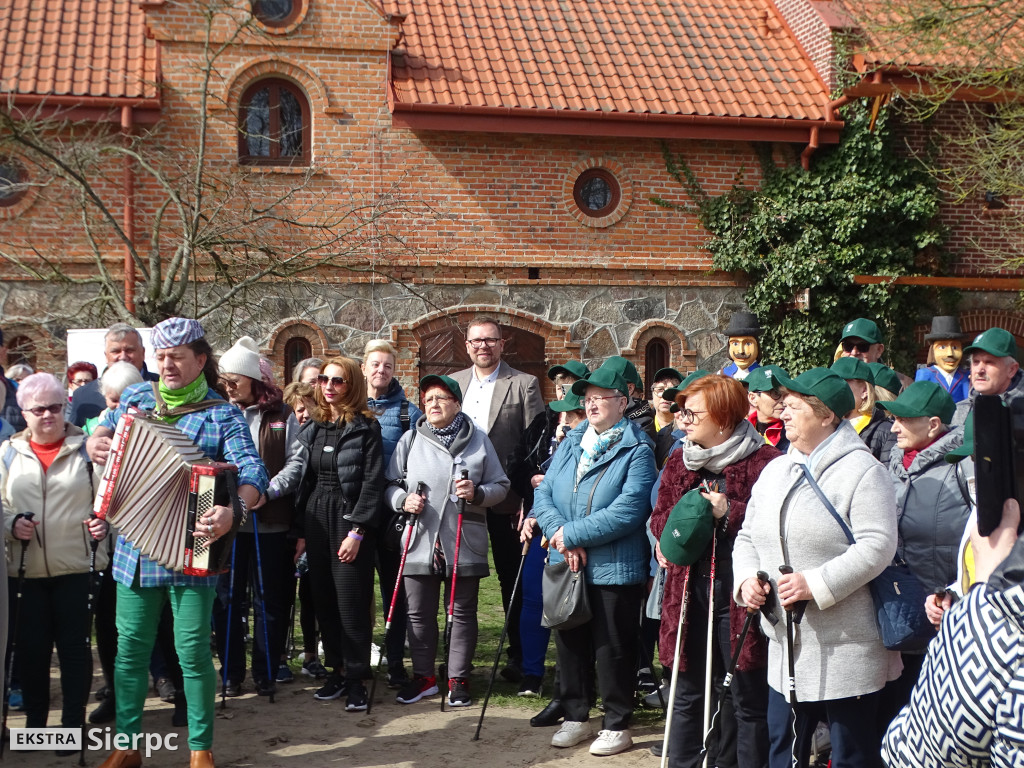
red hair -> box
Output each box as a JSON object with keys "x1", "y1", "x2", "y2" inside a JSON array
[
  {"x1": 676, "y1": 374, "x2": 749, "y2": 431},
  {"x1": 67, "y1": 361, "x2": 98, "y2": 382}
]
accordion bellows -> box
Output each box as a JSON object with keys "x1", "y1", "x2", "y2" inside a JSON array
[{"x1": 94, "y1": 411, "x2": 238, "y2": 576}]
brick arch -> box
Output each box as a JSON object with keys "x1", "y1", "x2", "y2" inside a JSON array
[
  {"x1": 221, "y1": 57, "x2": 331, "y2": 115},
  {"x1": 392, "y1": 306, "x2": 576, "y2": 400},
  {"x1": 265, "y1": 318, "x2": 335, "y2": 383},
  {"x1": 622, "y1": 320, "x2": 698, "y2": 386}
]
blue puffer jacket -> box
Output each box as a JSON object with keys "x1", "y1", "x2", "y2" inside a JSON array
[
  {"x1": 368, "y1": 378, "x2": 424, "y2": 467},
  {"x1": 532, "y1": 418, "x2": 657, "y2": 586}
]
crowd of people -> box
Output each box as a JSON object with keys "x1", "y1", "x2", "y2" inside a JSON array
[{"x1": 0, "y1": 312, "x2": 1021, "y2": 768}]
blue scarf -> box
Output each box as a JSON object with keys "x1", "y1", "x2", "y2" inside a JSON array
[{"x1": 577, "y1": 418, "x2": 628, "y2": 483}]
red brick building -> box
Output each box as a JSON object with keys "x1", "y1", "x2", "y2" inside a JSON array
[{"x1": 0, "y1": 0, "x2": 1019, "y2": 387}]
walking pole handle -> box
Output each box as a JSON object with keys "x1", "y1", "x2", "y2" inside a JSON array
[
  {"x1": 778, "y1": 565, "x2": 808, "y2": 623},
  {"x1": 756, "y1": 570, "x2": 779, "y2": 626},
  {"x1": 416, "y1": 481, "x2": 427, "y2": 496}
]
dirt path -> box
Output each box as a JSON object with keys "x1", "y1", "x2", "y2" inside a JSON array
[{"x1": 9, "y1": 678, "x2": 666, "y2": 768}]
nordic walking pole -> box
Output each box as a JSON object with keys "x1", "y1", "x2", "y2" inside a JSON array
[
  {"x1": 441, "y1": 469, "x2": 469, "y2": 713},
  {"x1": 659, "y1": 564, "x2": 692, "y2": 768},
  {"x1": 2, "y1": 512, "x2": 34, "y2": 759},
  {"x1": 779, "y1": 564, "x2": 807, "y2": 768},
  {"x1": 700, "y1": 532, "x2": 718, "y2": 767},
  {"x1": 80, "y1": 515, "x2": 102, "y2": 767},
  {"x1": 369, "y1": 481, "x2": 425, "y2": 715},
  {"x1": 698, "y1": 571, "x2": 769, "y2": 764},
  {"x1": 221, "y1": 538, "x2": 238, "y2": 710},
  {"x1": 251, "y1": 512, "x2": 275, "y2": 703},
  {"x1": 473, "y1": 537, "x2": 530, "y2": 740}
]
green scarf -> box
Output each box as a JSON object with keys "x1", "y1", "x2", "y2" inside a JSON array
[{"x1": 157, "y1": 374, "x2": 209, "y2": 423}]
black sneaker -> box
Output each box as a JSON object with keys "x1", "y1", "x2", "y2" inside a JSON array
[
  {"x1": 518, "y1": 674, "x2": 543, "y2": 697},
  {"x1": 500, "y1": 658, "x2": 522, "y2": 683},
  {"x1": 447, "y1": 677, "x2": 471, "y2": 707},
  {"x1": 89, "y1": 696, "x2": 115, "y2": 724},
  {"x1": 313, "y1": 674, "x2": 348, "y2": 701},
  {"x1": 387, "y1": 666, "x2": 411, "y2": 689},
  {"x1": 301, "y1": 658, "x2": 328, "y2": 679},
  {"x1": 345, "y1": 682, "x2": 368, "y2": 712},
  {"x1": 254, "y1": 678, "x2": 276, "y2": 697},
  {"x1": 396, "y1": 674, "x2": 439, "y2": 704},
  {"x1": 223, "y1": 680, "x2": 243, "y2": 697}
]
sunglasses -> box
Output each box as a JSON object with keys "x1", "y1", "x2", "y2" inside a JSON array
[
  {"x1": 842, "y1": 339, "x2": 871, "y2": 354},
  {"x1": 317, "y1": 374, "x2": 347, "y2": 387},
  {"x1": 24, "y1": 403, "x2": 63, "y2": 417}
]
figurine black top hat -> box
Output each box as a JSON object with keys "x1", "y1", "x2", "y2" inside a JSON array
[
  {"x1": 923, "y1": 316, "x2": 965, "y2": 343},
  {"x1": 724, "y1": 311, "x2": 762, "y2": 338}
]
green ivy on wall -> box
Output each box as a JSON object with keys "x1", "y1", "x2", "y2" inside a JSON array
[{"x1": 655, "y1": 103, "x2": 948, "y2": 374}]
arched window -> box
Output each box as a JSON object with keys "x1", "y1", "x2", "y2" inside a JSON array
[
  {"x1": 6, "y1": 334, "x2": 36, "y2": 370},
  {"x1": 0, "y1": 158, "x2": 28, "y2": 208},
  {"x1": 644, "y1": 337, "x2": 669, "y2": 397},
  {"x1": 283, "y1": 336, "x2": 312, "y2": 384},
  {"x1": 238, "y1": 79, "x2": 310, "y2": 166}
]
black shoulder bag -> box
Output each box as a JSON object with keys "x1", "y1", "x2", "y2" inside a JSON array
[{"x1": 799, "y1": 464, "x2": 934, "y2": 651}]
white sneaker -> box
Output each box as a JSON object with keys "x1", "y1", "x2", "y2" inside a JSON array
[
  {"x1": 551, "y1": 720, "x2": 593, "y2": 748},
  {"x1": 589, "y1": 729, "x2": 633, "y2": 756}
]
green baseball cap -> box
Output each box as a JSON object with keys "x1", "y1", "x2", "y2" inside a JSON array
[
  {"x1": 879, "y1": 381, "x2": 955, "y2": 423},
  {"x1": 600, "y1": 356, "x2": 643, "y2": 391},
  {"x1": 840, "y1": 318, "x2": 883, "y2": 345},
  {"x1": 964, "y1": 327, "x2": 1017, "y2": 359},
  {"x1": 945, "y1": 414, "x2": 974, "y2": 463},
  {"x1": 670, "y1": 369, "x2": 712, "y2": 412},
  {"x1": 775, "y1": 367, "x2": 855, "y2": 418},
  {"x1": 746, "y1": 364, "x2": 788, "y2": 393},
  {"x1": 830, "y1": 357, "x2": 874, "y2": 383},
  {"x1": 547, "y1": 360, "x2": 590, "y2": 381},
  {"x1": 659, "y1": 489, "x2": 713, "y2": 567},
  {"x1": 550, "y1": 390, "x2": 585, "y2": 412},
  {"x1": 571, "y1": 368, "x2": 629, "y2": 397},
  {"x1": 867, "y1": 362, "x2": 901, "y2": 396},
  {"x1": 652, "y1": 367, "x2": 683, "y2": 385},
  {"x1": 419, "y1": 374, "x2": 463, "y2": 404}
]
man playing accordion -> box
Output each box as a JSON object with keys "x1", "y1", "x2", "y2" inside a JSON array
[{"x1": 87, "y1": 318, "x2": 268, "y2": 768}]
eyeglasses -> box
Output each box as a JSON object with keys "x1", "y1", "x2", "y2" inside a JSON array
[
  {"x1": 583, "y1": 394, "x2": 625, "y2": 406},
  {"x1": 23, "y1": 403, "x2": 63, "y2": 417},
  {"x1": 220, "y1": 376, "x2": 243, "y2": 389},
  {"x1": 317, "y1": 375, "x2": 347, "y2": 387},
  {"x1": 466, "y1": 337, "x2": 501, "y2": 349},
  {"x1": 681, "y1": 408, "x2": 708, "y2": 422},
  {"x1": 651, "y1": 386, "x2": 672, "y2": 397},
  {"x1": 842, "y1": 339, "x2": 871, "y2": 354},
  {"x1": 71, "y1": 378, "x2": 92, "y2": 387},
  {"x1": 760, "y1": 388, "x2": 783, "y2": 401},
  {"x1": 423, "y1": 395, "x2": 456, "y2": 405}
]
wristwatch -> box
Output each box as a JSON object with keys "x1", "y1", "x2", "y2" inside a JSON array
[{"x1": 351, "y1": 525, "x2": 366, "y2": 537}]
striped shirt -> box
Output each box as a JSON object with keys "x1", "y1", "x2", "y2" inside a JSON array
[{"x1": 101, "y1": 381, "x2": 269, "y2": 588}]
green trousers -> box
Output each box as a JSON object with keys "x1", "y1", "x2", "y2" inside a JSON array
[{"x1": 114, "y1": 582, "x2": 217, "y2": 750}]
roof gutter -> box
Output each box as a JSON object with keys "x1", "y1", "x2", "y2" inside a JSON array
[
  {"x1": 6, "y1": 93, "x2": 162, "y2": 123},
  {"x1": 391, "y1": 102, "x2": 843, "y2": 144}
]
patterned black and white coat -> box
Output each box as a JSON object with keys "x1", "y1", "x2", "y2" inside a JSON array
[{"x1": 882, "y1": 535, "x2": 1024, "y2": 767}]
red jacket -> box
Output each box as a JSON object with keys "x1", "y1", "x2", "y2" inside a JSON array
[{"x1": 650, "y1": 443, "x2": 780, "y2": 672}]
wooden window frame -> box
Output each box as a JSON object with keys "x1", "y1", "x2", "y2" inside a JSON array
[{"x1": 238, "y1": 78, "x2": 311, "y2": 167}]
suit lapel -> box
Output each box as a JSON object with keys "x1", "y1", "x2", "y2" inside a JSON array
[{"x1": 486, "y1": 361, "x2": 513, "y2": 432}]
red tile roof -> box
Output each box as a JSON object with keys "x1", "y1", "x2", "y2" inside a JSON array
[
  {"x1": 0, "y1": 0, "x2": 159, "y2": 103},
  {"x1": 388, "y1": 0, "x2": 837, "y2": 135}
]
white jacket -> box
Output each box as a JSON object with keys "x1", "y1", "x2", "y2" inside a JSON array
[{"x1": 2, "y1": 425, "x2": 109, "y2": 578}]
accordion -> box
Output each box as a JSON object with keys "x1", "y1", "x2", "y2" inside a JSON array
[{"x1": 94, "y1": 411, "x2": 239, "y2": 576}]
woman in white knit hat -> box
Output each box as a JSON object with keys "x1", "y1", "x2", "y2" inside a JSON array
[{"x1": 212, "y1": 337, "x2": 305, "y2": 696}]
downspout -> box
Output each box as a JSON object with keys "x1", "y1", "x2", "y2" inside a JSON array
[
  {"x1": 121, "y1": 106, "x2": 136, "y2": 315},
  {"x1": 800, "y1": 125, "x2": 820, "y2": 170}
]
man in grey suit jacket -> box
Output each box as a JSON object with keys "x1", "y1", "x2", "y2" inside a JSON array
[{"x1": 450, "y1": 316, "x2": 544, "y2": 680}]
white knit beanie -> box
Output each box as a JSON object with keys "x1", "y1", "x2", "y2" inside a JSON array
[{"x1": 219, "y1": 336, "x2": 263, "y2": 381}]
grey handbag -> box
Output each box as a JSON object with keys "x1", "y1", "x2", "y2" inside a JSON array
[{"x1": 540, "y1": 464, "x2": 608, "y2": 631}]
